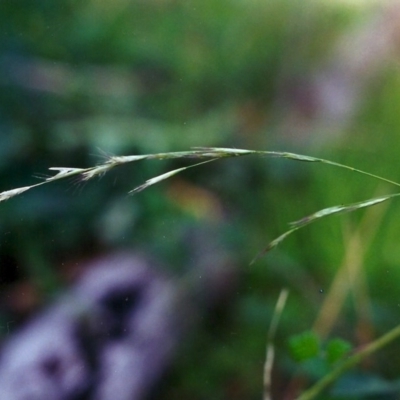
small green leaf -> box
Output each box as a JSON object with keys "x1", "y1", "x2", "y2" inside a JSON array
[
  {"x1": 288, "y1": 331, "x2": 320, "y2": 362},
  {"x1": 326, "y1": 338, "x2": 353, "y2": 365}
]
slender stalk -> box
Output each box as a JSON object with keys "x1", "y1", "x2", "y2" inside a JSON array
[
  {"x1": 297, "y1": 156, "x2": 400, "y2": 189},
  {"x1": 1, "y1": 146, "x2": 399, "y2": 259},
  {"x1": 2, "y1": 147, "x2": 400, "y2": 202},
  {"x1": 296, "y1": 324, "x2": 400, "y2": 400},
  {"x1": 264, "y1": 288, "x2": 289, "y2": 400}
]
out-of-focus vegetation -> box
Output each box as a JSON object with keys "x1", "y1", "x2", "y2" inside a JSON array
[{"x1": 2, "y1": 0, "x2": 400, "y2": 398}]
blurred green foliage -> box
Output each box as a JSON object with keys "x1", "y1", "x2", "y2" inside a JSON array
[
  {"x1": 326, "y1": 338, "x2": 353, "y2": 366},
  {"x1": 289, "y1": 330, "x2": 321, "y2": 363},
  {"x1": 2, "y1": 0, "x2": 400, "y2": 398}
]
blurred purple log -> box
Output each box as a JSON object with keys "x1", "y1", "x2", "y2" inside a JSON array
[{"x1": 0, "y1": 251, "x2": 236, "y2": 400}]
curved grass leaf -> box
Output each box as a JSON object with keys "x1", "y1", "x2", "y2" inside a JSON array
[
  {"x1": 250, "y1": 193, "x2": 400, "y2": 265},
  {"x1": 290, "y1": 195, "x2": 398, "y2": 228},
  {"x1": 129, "y1": 158, "x2": 218, "y2": 194}
]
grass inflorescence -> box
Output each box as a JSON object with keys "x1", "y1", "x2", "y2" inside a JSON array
[{"x1": 2, "y1": 147, "x2": 400, "y2": 263}]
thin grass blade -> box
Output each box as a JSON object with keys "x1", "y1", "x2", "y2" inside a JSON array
[
  {"x1": 130, "y1": 158, "x2": 218, "y2": 194},
  {"x1": 290, "y1": 194, "x2": 399, "y2": 228},
  {"x1": 130, "y1": 167, "x2": 189, "y2": 193},
  {"x1": 251, "y1": 193, "x2": 400, "y2": 264},
  {"x1": 250, "y1": 227, "x2": 300, "y2": 265}
]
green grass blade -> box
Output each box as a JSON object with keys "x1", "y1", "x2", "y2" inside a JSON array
[
  {"x1": 129, "y1": 158, "x2": 218, "y2": 194},
  {"x1": 290, "y1": 194, "x2": 399, "y2": 228},
  {"x1": 251, "y1": 193, "x2": 400, "y2": 264}
]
